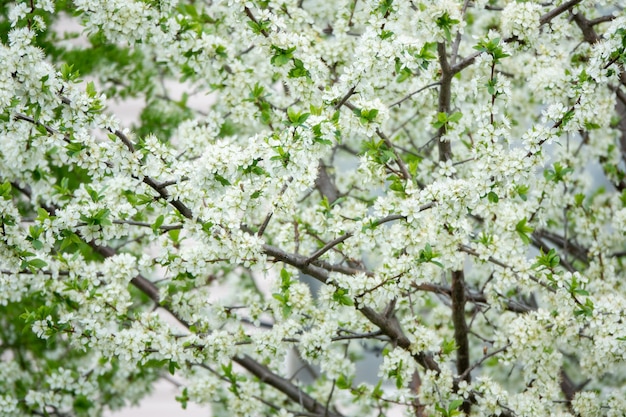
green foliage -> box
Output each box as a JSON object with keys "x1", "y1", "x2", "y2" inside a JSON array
[
  {"x1": 515, "y1": 218, "x2": 534, "y2": 244},
  {"x1": 247, "y1": 19, "x2": 271, "y2": 35},
  {"x1": 353, "y1": 107, "x2": 379, "y2": 124},
  {"x1": 362, "y1": 139, "x2": 395, "y2": 165},
  {"x1": 435, "y1": 12, "x2": 460, "y2": 43},
  {"x1": 376, "y1": 0, "x2": 394, "y2": 16},
  {"x1": 532, "y1": 248, "x2": 560, "y2": 271},
  {"x1": 288, "y1": 58, "x2": 311, "y2": 79},
  {"x1": 135, "y1": 99, "x2": 193, "y2": 140},
  {"x1": 332, "y1": 287, "x2": 354, "y2": 306},
  {"x1": 245, "y1": 83, "x2": 273, "y2": 125},
  {"x1": 79, "y1": 208, "x2": 112, "y2": 227},
  {"x1": 286, "y1": 108, "x2": 310, "y2": 126},
  {"x1": 435, "y1": 399, "x2": 465, "y2": 417},
  {"x1": 544, "y1": 162, "x2": 573, "y2": 183},
  {"x1": 474, "y1": 38, "x2": 510, "y2": 63},
  {"x1": 272, "y1": 268, "x2": 295, "y2": 317},
  {"x1": 394, "y1": 58, "x2": 413, "y2": 82},
  {"x1": 418, "y1": 243, "x2": 443, "y2": 268},
  {"x1": 432, "y1": 111, "x2": 462, "y2": 131},
  {"x1": 441, "y1": 337, "x2": 458, "y2": 355},
  {"x1": 270, "y1": 45, "x2": 296, "y2": 66}
]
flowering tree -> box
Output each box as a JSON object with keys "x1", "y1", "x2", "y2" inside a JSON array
[{"x1": 1, "y1": 0, "x2": 626, "y2": 416}]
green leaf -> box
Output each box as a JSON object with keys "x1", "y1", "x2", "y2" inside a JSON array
[
  {"x1": 544, "y1": 162, "x2": 573, "y2": 183},
  {"x1": 336, "y1": 374, "x2": 352, "y2": 389},
  {"x1": 418, "y1": 243, "x2": 443, "y2": 267},
  {"x1": 28, "y1": 259, "x2": 48, "y2": 269},
  {"x1": 574, "y1": 193, "x2": 585, "y2": 207},
  {"x1": 448, "y1": 111, "x2": 463, "y2": 123},
  {"x1": 0, "y1": 181, "x2": 12, "y2": 199},
  {"x1": 247, "y1": 19, "x2": 270, "y2": 35},
  {"x1": 514, "y1": 184, "x2": 529, "y2": 201},
  {"x1": 380, "y1": 29, "x2": 394, "y2": 40},
  {"x1": 288, "y1": 58, "x2": 311, "y2": 79},
  {"x1": 515, "y1": 218, "x2": 533, "y2": 244},
  {"x1": 474, "y1": 38, "x2": 510, "y2": 63},
  {"x1": 270, "y1": 45, "x2": 296, "y2": 66},
  {"x1": 532, "y1": 248, "x2": 560, "y2": 270},
  {"x1": 201, "y1": 221, "x2": 213, "y2": 234},
  {"x1": 574, "y1": 298, "x2": 594, "y2": 317},
  {"x1": 441, "y1": 337, "x2": 458, "y2": 355},
  {"x1": 80, "y1": 208, "x2": 111, "y2": 227},
  {"x1": 86, "y1": 81, "x2": 98, "y2": 98},
  {"x1": 332, "y1": 288, "x2": 354, "y2": 306},
  {"x1": 73, "y1": 394, "x2": 93, "y2": 413},
  {"x1": 214, "y1": 173, "x2": 231, "y2": 186},
  {"x1": 355, "y1": 108, "x2": 379, "y2": 124},
  {"x1": 372, "y1": 380, "x2": 384, "y2": 399},
  {"x1": 175, "y1": 388, "x2": 189, "y2": 410},
  {"x1": 287, "y1": 108, "x2": 310, "y2": 126},
  {"x1": 377, "y1": 0, "x2": 394, "y2": 16},
  {"x1": 168, "y1": 360, "x2": 180, "y2": 375},
  {"x1": 152, "y1": 215, "x2": 165, "y2": 234},
  {"x1": 36, "y1": 207, "x2": 50, "y2": 222},
  {"x1": 432, "y1": 112, "x2": 448, "y2": 129},
  {"x1": 435, "y1": 12, "x2": 460, "y2": 43},
  {"x1": 280, "y1": 268, "x2": 292, "y2": 287}
]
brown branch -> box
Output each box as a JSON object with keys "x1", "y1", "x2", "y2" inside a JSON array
[
  {"x1": 142, "y1": 177, "x2": 194, "y2": 219},
  {"x1": 14, "y1": 113, "x2": 66, "y2": 140},
  {"x1": 244, "y1": 7, "x2": 269, "y2": 37},
  {"x1": 234, "y1": 356, "x2": 343, "y2": 417},
  {"x1": 264, "y1": 244, "x2": 332, "y2": 283},
  {"x1": 437, "y1": 42, "x2": 453, "y2": 162},
  {"x1": 263, "y1": 243, "x2": 440, "y2": 373},
  {"x1": 110, "y1": 219, "x2": 182, "y2": 231},
  {"x1": 314, "y1": 162, "x2": 340, "y2": 203},
  {"x1": 451, "y1": 270, "x2": 471, "y2": 387},
  {"x1": 305, "y1": 233, "x2": 353, "y2": 265},
  {"x1": 540, "y1": 0, "x2": 583, "y2": 25},
  {"x1": 112, "y1": 129, "x2": 135, "y2": 153},
  {"x1": 389, "y1": 82, "x2": 441, "y2": 108},
  {"x1": 358, "y1": 305, "x2": 440, "y2": 373},
  {"x1": 305, "y1": 208, "x2": 432, "y2": 266},
  {"x1": 458, "y1": 244, "x2": 556, "y2": 293},
  {"x1": 457, "y1": 343, "x2": 511, "y2": 382},
  {"x1": 560, "y1": 369, "x2": 590, "y2": 403},
  {"x1": 412, "y1": 282, "x2": 533, "y2": 313},
  {"x1": 334, "y1": 86, "x2": 356, "y2": 110},
  {"x1": 588, "y1": 15, "x2": 616, "y2": 26},
  {"x1": 572, "y1": 12, "x2": 600, "y2": 44},
  {"x1": 377, "y1": 128, "x2": 411, "y2": 180},
  {"x1": 533, "y1": 229, "x2": 589, "y2": 264},
  {"x1": 451, "y1": 0, "x2": 472, "y2": 66}
]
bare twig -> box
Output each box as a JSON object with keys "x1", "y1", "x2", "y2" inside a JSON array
[{"x1": 389, "y1": 82, "x2": 441, "y2": 108}]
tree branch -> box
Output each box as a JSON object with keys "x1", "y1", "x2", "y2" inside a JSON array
[
  {"x1": 540, "y1": 0, "x2": 583, "y2": 26},
  {"x1": 389, "y1": 82, "x2": 441, "y2": 108},
  {"x1": 314, "y1": 162, "x2": 340, "y2": 203},
  {"x1": 377, "y1": 128, "x2": 411, "y2": 180},
  {"x1": 451, "y1": 270, "x2": 471, "y2": 386},
  {"x1": 234, "y1": 355, "x2": 343, "y2": 417},
  {"x1": 437, "y1": 42, "x2": 453, "y2": 162}
]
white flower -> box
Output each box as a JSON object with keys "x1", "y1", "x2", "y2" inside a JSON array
[{"x1": 501, "y1": 2, "x2": 542, "y2": 43}]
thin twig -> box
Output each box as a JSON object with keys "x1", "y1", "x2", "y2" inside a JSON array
[{"x1": 389, "y1": 82, "x2": 441, "y2": 108}]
